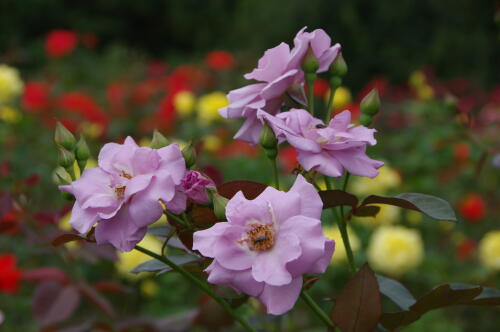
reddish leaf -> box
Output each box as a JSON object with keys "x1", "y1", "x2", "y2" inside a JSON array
[
  {"x1": 189, "y1": 204, "x2": 218, "y2": 226},
  {"x1": 0, "y1": 222, "x2": 16, "y2": 233},
  {"x1": 331, "y1": 264, "x2": 381, "y2": 332},
  {"x1": 33, "y1": 281, "x2": 80, "y2": 326},
  {"x1": 22, "y1": 267, "x2": 68, "y2": 284},
  {"x1": 77, "y1": 282, "x2": 116, "y2": 319},
  {"x1": 352, "y1": 205, "x2": 380, "y2": 217},
  {"x1": 319, "y1": 190, "x2": 358, "y2": 210},
  {"x1": 92, "y1": 281, "x2": 126, "y2": 293},
  {"x1": 217, "y1": 180, "x2": 267, "y2": 200},
  {"x1": 51, "y1": 233, "x2": 85, "y2": 247}
]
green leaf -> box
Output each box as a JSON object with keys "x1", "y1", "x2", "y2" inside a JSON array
[
  {"x1": 331, "y1": 264, "x2": 381, "y2": 332},
  {"x1": 130, "y1": 259, "x2": 169, "y2": 274},
  {"x1": 319, "y1": 190, "x2": 358, "y2": 210},
  {"x1": 376, "y1": 274, "x2": 416, "y2": 310},
  {"x1": 156, "y1": 255, "x2": 201, "y2": 275},
  {"x1": 361, "y1": 193, "x2": 456, "y2": 221},
  {"x1": 147, "y1": 225, "x2": 173, "y2": 237}
]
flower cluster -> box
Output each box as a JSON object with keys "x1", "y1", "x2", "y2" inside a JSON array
[
  {"x1": 193, "y1": 175, "x2": 334, "y2": 315},
  {"x1": 219, "y1": 27, "x2": 340, "y2": 145},
  {"x1": 60, "y1": 137, "x2": 214, "y2": 252}
]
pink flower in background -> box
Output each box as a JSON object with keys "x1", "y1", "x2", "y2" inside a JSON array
[
  {"x1": 260, "y1": 109, "x2": 383, "y2": 178},
  {"x1": 181, "y1": 171, "x2": 215, "y2": 204},
  {"x1": 219, "y1": 27, "x2": 341, "y2": 145},
  {"x1": 192, "y1": 175, "x2": 334, "y2": 315},
  {"x1": 60, "y1": 137, "x2": 186, "y2": 251}
]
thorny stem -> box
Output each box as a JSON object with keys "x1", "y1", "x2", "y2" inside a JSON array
[
  {"x1": 300, "y1": 291, "x2": 335, "y2": 329},
  {"x1": 134, "y1": 245, "x2": 257, "y2": 332}
]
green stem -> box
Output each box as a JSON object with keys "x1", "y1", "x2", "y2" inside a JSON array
[
  {"x1": 134, "y1": 245, "x2": 257, "y2": 332},
  {"x1": 300, "y1": 291, "x2": 335, "y2": 329},
  {"x1": 324, "y1": 175, "x2": 356, "y2": 274},
  {"x1": 306, "y1": 74, "x2": 317, "y2": 115},
  {"x1": 271, "y1": 157, "x2": 280, "y2": 189},
  {"x1": 165, "y1": 211, "x2": 195, "y2": 231},
  {"x1": 325, "y1": 86, "x2": 337, "y2": 122}
]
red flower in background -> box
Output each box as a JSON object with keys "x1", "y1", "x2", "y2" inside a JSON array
[
  {"x1": 22, "y1": 81, "x2": 51, "y2": 112},
  {"x1": 106, "y1": 82, "x2": 129, "y2": 115},
  {"x1": 0, "y1": 254, "x2": 22, "y2": 294},
  {"x1": 279, "y1": 146, "x2": 298, "y2": 172},
  {"x1": 459, "y1": 194, "x2": 486, "y2": 222},
  {"x1": 45, "y1": 30, "x2": 78, "y2": 58},
  {"x1": 456, "y1": 238, "x2": 476, "y2": 262},
  {"x1": 80, "y1": 32, "x2": 98, "y2": 49},
  {"x1": 206, "y1": 51, "x2": 234, "y2": 71},
  {"x1": 313, "y1": 78, "x2": 329, "y2": 98},
  {"x1": 58, "y1": 92, "x2": 108, "y2": 127},
  {"x1": 453, "y1": 142, "x2": 470, "y2": 163}
]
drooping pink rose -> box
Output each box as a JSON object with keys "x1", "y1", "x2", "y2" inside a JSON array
[
  {"x1": 260, "y1": 109, "x2": 383, "y2": 178},
  {"x1": 219, "y1": 27, "x2": 341, "y2": 145},
  {"x1": 60, "y1": 137, "x2": 186, "y2": 251},
  {"x1": 192, "y1": 175, "x2": 334, "y2": 315},
  {"x1": 181, "y1": 171, "x2": 215, "y2": 205}
]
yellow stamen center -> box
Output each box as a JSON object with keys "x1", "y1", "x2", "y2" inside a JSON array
[{"x1": 246, "y1": 224, "x2": 275, "y2": 251}]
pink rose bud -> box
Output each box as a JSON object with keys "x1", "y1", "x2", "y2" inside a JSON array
[{"x1": 181, "y1": 171, "x2": 215, "y2": 205}]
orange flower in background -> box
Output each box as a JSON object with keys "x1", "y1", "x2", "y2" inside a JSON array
[
  {"x1": 21, "y1": 81, "x2": 51, "y2": 112},
  {"x1": 45, "y1": 30, "x2": 78, "y2": 58},
  {"x1": 453, "y1": 142, "x2": 470, "y2": 163},
  {"x1": 206, "y1": 51, "x2": 234, "y2": 71},
  {"x1": 0, "y1": 254, "x2": 22, "y2": 294},
  {"x1": 459, "y1": 194, "x2": 486, "y2": 222}
]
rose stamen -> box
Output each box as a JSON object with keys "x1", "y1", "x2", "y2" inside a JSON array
[
  {"x1": 114, "y1": 185, "x2": 126, "y2": 199},
  {"x1": 246, "y1": 224, "x2": 275, "y2": 251}
]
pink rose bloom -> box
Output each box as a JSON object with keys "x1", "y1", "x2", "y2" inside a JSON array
[
  {"x1": 219, "y1": 27, "x2": 341, "y2": 145},
  {"x1": 192, "y1": 175, "x2": 334, "y2": 315},
  {"x1": 181, "y1": 170, "x2": 215, "y2": 204},
  {"x1": 260, "y1": 109, "x2": 384, "y2": 178},
  {"x1": 60, "y1": 137, "x2": 186, "y2": 251}
]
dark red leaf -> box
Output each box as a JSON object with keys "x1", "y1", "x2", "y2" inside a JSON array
[
  {"x1": 331, "y1": 263, "x2": 381, "y2": 332},
  {"x1": 22, "y1": 267, "x2": 68, "y2": 284},
  {"x1": 217, "y1": 180, "x2": 267, "y2": 200},
  {"x1": 352, "y1": 205, "x2": 381, "y2": 218},
  {"x1": 51, "y1": 233, "x2": 85, "y2": 247},
  {"x1": 77, "y1": 282, "x2": 116, "y2": 318},
  {"x1": 319, "y1": 190, "x2": 358, "y2": 210},
  {"x1": 33, "y1": 281, "x2": 80, "y2": 326},
  {"x1": 92, "y1": 281, "x2": 126, "y2": 293}
]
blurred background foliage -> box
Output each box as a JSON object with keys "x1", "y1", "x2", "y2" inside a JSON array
[{"x1": 1, "y1": 0, "x2": 499, "y2": 90}]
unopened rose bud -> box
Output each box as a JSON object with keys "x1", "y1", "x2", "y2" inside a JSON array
[
  {"x1": 359, "y1": 113, "x2": 372, "y2": 126},
  {"x1": 206, "y1": 187, "x2": 228, "y2": 220},
  {"x1": 301, "y1": 48, "x2": 320, "y2": 73},
  {"x1": 259, "y1": 123, "x2": 277, "y2": 150},
  {"x1": 329, "y1": 76, "x2": 342, "y2": 89},
  {"x1": 55, "y1": 122, "x2": 76, "y2": 150},
  {"x1": 181, "y1": 170, "x2": 215, "y2": 204},
  {"x1": 58, "y1": 147, "x2": 75, "y2": 169},
  {"x1": 182, "y1": 142, "x2": 197, "y2": 169},
  {"x1": 151, "y1": 130, "x2": 169, "y2": 149},
  {"x1": 360, "y1": 89, "x2": 380, "y2": 116},
  {"x1": 329, "y1": 53, "x2": 348, "y2": 77},
  {"x1": 53, "y1": 167, "x2": 71, "y2": 185},
  {"x1": 75, "y1": 136, "x2": 90, "y2": 171}
]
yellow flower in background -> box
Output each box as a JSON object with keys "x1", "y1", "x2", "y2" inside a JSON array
[
  {"x1": 139, "y1": 137, "x2": 151, "y2": 147},
  {"x1": 406, "y1": 210, "x2": 423, "y2": 225},
  {"x1": 367, "y1": 226, "x2": 423, "y2": 277},
  {"x1": 203, "y1": 135, "x2": 222, "y2": 153},
  {"x1": 324, "y1": 225, "x2": 360, "y2": 264},
  {"x1": 79, "y1": 122, "x2": 104, "y2": 139},
  {"x1": 197, "y1": 91, "x2": 228, "y2": 125},
  {"x1": 0, "y1": 64, "x2": 23, "y2": 102},
  {"x1": 478, "y1": 231, "x2": 500, "y2": 271},
  {"x1": 141, "y1": 279, "x2": 159, "y2": 297},
  {"x1": 325, "y1": 86, "x2": 352, "y2": 110},
  {"x1": 355, "y1": 204, "x2": 400, "y2": 227},
  {"x1": 416, "y1": 85, "x2": 434, "y2": 101},
  {"x1": 350, "y1": 164, "x2": 401, "y2": 196},
  {"x1": 116, "y1": 234, "x2": 163, "y2": 279},
  {"x1": 0, "y1": 106, "x2": 21, "y2": 123},
  {"x1": 409, "y1": 70, "x2": 426, "y2": 88},
  {"x1": 174, "y1": 91, "x2": 196, "y2": 117}
]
